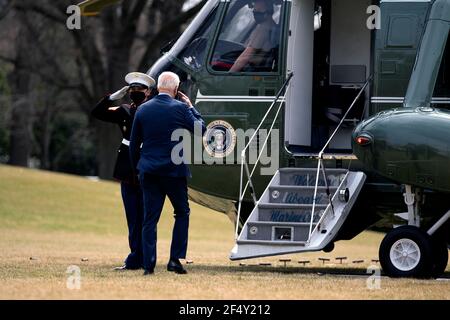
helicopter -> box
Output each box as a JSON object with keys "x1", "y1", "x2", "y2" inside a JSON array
[{"x1": 79, "y1": 0, "x2": 450, "y2": 278}]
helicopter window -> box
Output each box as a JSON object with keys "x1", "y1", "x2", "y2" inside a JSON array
[
  {"x1": 433, "y1": 32, "x2": 450, "y2": 99},
  {"x1": 210, "y1": 0, "x2": 282, "y2": 73},
  {"x1": 177, "y1": 6, "x2": 219, "y2": 70}
]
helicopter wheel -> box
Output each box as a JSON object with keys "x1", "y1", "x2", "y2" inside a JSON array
[
  {"x1": 379, "y1": 226, "x2": 434, "y2": 278},
  {"x1": 323, "y1": 242, "x2": 335, "y2": 253}
]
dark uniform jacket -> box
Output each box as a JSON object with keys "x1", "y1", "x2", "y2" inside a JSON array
[
  {"x1": 129, "y1": 94, "x2": 206, "y2": 178},
  {"x1": 91, "y1": 96, "x2": 139, "y2": 185}
]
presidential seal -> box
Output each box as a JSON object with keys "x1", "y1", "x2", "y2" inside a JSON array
[{"x1": 203, "y1": 120, "x2": 237, "y2": 158}]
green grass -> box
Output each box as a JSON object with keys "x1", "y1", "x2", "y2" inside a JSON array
[
  {"x1": 0, "y1": 164, "x2": 449, "y2": 300},
  {"x1": 0, "y1": 166, "x2": 125, "y2": 234},
  {"x1": 0, "y1": 165, "x2": 233, "y2": 239}
]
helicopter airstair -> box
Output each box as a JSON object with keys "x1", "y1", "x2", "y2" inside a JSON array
[
  {"x1": 230, "y1": 168, "x2": 366, "y2": 260},
  {"x1": 231, "y1": 73, "x2": 371, "y2": 260}
]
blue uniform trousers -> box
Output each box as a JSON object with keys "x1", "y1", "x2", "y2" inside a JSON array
[
  {"x1": 139, "y1": 174, "x2": 190, "y2": 271},
  {"x1": 121, "y1": 182, "x2": 144, "y2": 269}
]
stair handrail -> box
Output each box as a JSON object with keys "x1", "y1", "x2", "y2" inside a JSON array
[
  {"x1": 308, "y1": 76, "x2": 373, "y2": 242},
  {"x1": 235, "y1": 72, "x2": 294, "y2": 240}
]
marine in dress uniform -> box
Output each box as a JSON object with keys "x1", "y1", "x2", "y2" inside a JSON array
[
  {"x1": 129, "y1": 72, "x2": 206, "y2": 275},
  {"x1": 91, "y1": 72, "x2": 155, "y2": 270}
]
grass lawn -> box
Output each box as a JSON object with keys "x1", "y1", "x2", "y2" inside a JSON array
[{"x1": 0, "y1": 164, "x2": 449, "y2": 299}]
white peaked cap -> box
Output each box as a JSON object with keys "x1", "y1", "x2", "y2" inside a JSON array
[{"x1": 125, "y1": 72, "x2": 156, "y2": 88}]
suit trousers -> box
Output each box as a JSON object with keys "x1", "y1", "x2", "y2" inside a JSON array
[
  {"x1": 121, "y1": 182, "x2": 144, "y2": 268},
  {"x1": 139, "y1": 174, "x2": 190, "y2": 271}
]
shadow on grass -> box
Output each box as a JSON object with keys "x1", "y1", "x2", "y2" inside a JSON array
[{"x1": 189, "y1": 264, "x2": 450, "y2": 279}]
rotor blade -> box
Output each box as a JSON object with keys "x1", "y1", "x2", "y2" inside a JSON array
[{"x1": 77, "y1": 0, "x2": 122, "y2": 16}]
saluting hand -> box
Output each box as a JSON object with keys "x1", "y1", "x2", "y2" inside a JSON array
[
  {"x1": 110, "y1": 86, "x2": 130, "y2": 101},
  {"x1": 177, "y1": 91, "x2": 193, "y2": 108}
]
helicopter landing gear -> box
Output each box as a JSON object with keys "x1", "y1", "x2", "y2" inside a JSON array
[
  {"x1": 394, "y1": 185, "x2": 422, "y2": 227},
  {"x1": 379, "y1": 186, "x2": 449, "y2": 278},
  {"x1": 379, "y1": 226, "x2": 434, "y2": 278}
]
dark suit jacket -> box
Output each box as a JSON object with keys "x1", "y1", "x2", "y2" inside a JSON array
[
  {"x1": 129, "y1": 94, "x2": 206, "y2": 178},
  {"x1": 91, "y1": 96, "x2": 138, "y2": 184}
]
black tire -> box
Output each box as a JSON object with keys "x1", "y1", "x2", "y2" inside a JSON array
[
  {"x1": 379, "y1": 226, "x2": 434, "y2": 278},
  {"x1": 432, "y1": 239, "x2": 449, "y2": 278},
  {"x1": 323, "y1": 242, "x2": 335, "y2": 253}
]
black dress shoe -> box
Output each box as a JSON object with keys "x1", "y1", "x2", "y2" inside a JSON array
[
  {"x1": 143, "y1": 269, "x2": 154, "y2": 276},
  {"x1": 167, "y1": 259, "x2": 187, "y2": 274}
]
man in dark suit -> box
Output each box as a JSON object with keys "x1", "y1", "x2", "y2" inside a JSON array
[
  {"x1": 92, "y1": 72, "x2": 155, "y2": 270},
  {"x1": 129, "y1": 72, "x2": 206, "y2": 275}
]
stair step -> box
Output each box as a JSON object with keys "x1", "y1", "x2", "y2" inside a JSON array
[
  {"x1": 236, "y1": 239, "x2": 307, "y2": 246},
  {"x1": 258, "y1": 203, "x2": 329, "y2": 209},
  {"x1": 257, "y1": 203, "x2": 327, "y2": 223},
  {"x1": 246, "y1": 221, "x2": 311, "y2": 242},
  {"x1": 248, "y1": 221, "x2": 314, "y2": 226},
  {"x1": 268, "y1": 186, "x2": 337, "y2": 204},
  {"x1": 279, "y1": 168, "x2": 348, "y2": 187}
]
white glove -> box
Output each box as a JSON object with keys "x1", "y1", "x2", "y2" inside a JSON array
[{"x1": 109, "y1": 86, "x2": 130, "y2": 101}]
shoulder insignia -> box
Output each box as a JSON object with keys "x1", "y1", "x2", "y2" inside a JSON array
[{"x1": 108, "y1": 106, "x2": 121, "y2": 111}]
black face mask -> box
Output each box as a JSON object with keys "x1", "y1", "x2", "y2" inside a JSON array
[
  {"x1": 130, "y1": 91, "x2": 146, "y2": 106},
  {"x1": 253, "y1": 11, "x2": 267, "y2": 24}
]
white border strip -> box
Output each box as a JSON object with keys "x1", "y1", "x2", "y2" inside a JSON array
[
  {"x1": 196, "y1": 90, "x2": 286, "y2": 103},
  {"x1": 371, "y1": 97, "x2": 450, "y2": 104}
]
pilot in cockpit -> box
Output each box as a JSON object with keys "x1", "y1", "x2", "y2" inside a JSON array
[{"x1": 229, "y1": 0, "x2": 278, "y2": 72}]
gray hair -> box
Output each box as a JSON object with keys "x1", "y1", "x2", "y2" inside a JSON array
[{"x1": 157, "y1": 72, "x2": 180, "y2": 91}]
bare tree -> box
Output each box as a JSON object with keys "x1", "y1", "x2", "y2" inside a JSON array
[
  {"x1": 1, "y1": 0, "x2": 206, "y2": 177},
  {"x1": 6, "y1": 11, "x2": 34, "y2": 167}
]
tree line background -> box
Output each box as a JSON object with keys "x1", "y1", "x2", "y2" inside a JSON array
[{"x1": 0, "y1": 0, "x2": 205, "y2": 179}]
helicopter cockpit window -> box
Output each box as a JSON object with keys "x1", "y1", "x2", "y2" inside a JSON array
[
  {"x1": 210, "y1": 0, "x2": 282, "y2": 73},
  {"x1": 177, "y1": 6, "x2": 219, "y2": 70},
  {"x1": 433, "y1": 33, "x2": 450, "y2": 99}
]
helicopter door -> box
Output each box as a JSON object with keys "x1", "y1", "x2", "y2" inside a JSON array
[
  {"x1": 285, "y1": 0, "x2": 315, "y2": 148},
  {"x1": 285, "y1": 0, "x2": 373, "y2": 154}
]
